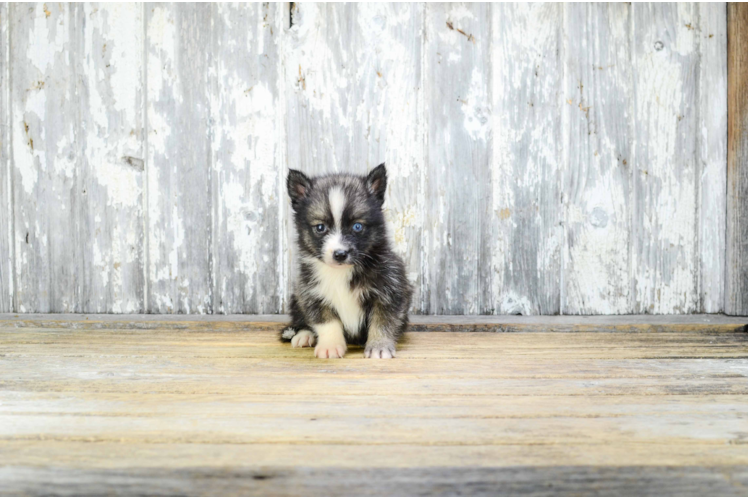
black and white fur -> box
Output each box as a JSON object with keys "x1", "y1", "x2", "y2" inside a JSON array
[{"x1": 280, "y1": 164, "x2": 412, "y2": 359}]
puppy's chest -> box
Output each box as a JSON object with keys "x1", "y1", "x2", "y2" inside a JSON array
[{"x1": 311, "y1": 265, "x2": 365, "y2": 335}]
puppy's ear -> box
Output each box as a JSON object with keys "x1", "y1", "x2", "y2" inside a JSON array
[
  {"x1": 366, "y1": 163, "x2": 387, "y2": 204},
  {"x1": 287, "y1": 170, "x2": 311, "y2": 208}
]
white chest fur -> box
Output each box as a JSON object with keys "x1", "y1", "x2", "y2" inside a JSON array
[{"x1": 308, "y1": 259, "x2": 364, "y2": 336}]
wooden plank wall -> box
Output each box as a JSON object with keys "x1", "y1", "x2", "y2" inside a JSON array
[
  {"x1": 80, "y1": 3, "x2": 145, "y2": 314},
  {"x1": 0, "y1": 3, "x2": 730, "y2": 315},
  {"x1": 728, "y1": 3, "x2": 748, "y2": 315},
  {"x1": 491, "y1": 4, "x2": 563, "y2": 315},
  {"x1": 0, "y1": 2, "x2": 11, "y2": 312}
]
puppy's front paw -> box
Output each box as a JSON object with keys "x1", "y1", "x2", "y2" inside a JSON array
[
  {"x1": 364, "y1": 342, "x2": 396, "y2": 359},
  {"x1": 314, "y1": 342, "x2": 347, "y2": 359},
  {"x1": 291, "y1": 329, "x2": 316, "y2": 348}
]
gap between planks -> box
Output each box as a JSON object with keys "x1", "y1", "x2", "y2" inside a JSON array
[{"x1": 0, "y1": 314, "x2": 747, "y2": 333}]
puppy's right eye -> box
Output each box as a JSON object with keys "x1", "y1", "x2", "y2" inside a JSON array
[{"x1": 314, "y1": 224, "x2": 327, "y2": 234}]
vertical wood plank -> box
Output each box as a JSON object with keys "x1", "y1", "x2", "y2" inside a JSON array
[
  {"x1": 562, "y1": 4, "x2": 633, "y2": 314},
  {"x1": 11, "y1": 3, "x2": 81, "y2": 312},
  {"x1": 490, "y1": 4, "x2": 562, "y2": 315},
  {"x1": 699, "y1": 3, "x2": 727, "y2": 313},
  {"x1": 285, "y1": 3, "x2": 359, "y2": 178},
  {"x1": 423, "y1": 3, "x2": 490, "y2": 314},
  {"x1": 146, "y1": 3, "x2": 212, "y2": 313},
  {"x1": 210, "y1": 3, "x2": 283, "y2": 313},
  {"x1": 632, "y1": 3, "x2": 699, "y2": 314},
  {"x1": 78, "y1": 3, "x2": 145, "y2": 313},
  {"x1": 284, "y1": 3, "x2": 424, "y2": 311},
  {"x1": 727, "y1": 3, "x2": 748, "y2": 315},
  {"x1": 0, "y1": 2, "x2": 13, "y2": 312}
]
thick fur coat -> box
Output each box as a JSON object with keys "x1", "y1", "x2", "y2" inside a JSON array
[{"x1": 280, "y1": 164, "x2": 412, "y2": 359}]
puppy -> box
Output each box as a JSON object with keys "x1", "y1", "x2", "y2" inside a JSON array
[{"x1": 280, "y1": 163, "x2": 412, "y2": 359}]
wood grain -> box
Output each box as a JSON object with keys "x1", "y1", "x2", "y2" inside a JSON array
[
  {"x1": 490, "y1": 4, "x2": 562, "y2": 315},
  {"x1": 11, "y1": 3, "x2": 82, "y2": 312},
  {"x1": 0, "y1": 1, "x2": 11, "y2": 312},
  {"x1": 5, "y1": 391, "x2": 748, "y2": 418},
  {"x1": 78, "y1": 3, "x2": 145, "y2": 313},
  {"x1": 632, "y1": 4, "x2": 700, "y2": 314},
  {"x1": 1, "y1": 313, "x2": 746, "y2": 333},
  {"x1": 3, "y1": 330, "x2": 747, "y2": 363},
  {"x1": 423, "y1": 3, "x2": 491, "y2": 314},
  {"x1": 210, "y1": 3, "x2": 284, "y2": 314},
  {"x1": 1, "y1": 319, "x2": 747, "y2": 495},
  {"x1": 2, "y1": 464, "x2": 746, "y2": 496},
  {"x1": 727, "y1": 3, "x2": 748, "y2": 315},
  {"x1": 562, "y1": 4, "x2": 633, "y2": 314},
  {"x1": 699, "y1": 3, "x2": 727, "y2": 313},
  {"x1": 145, "y1": 3, "x2": 212, "y2": 313}
]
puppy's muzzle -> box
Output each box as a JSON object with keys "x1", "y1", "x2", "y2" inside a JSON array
[{"x1": 333, "y1": 250, "x2": 349, "y2": 263}]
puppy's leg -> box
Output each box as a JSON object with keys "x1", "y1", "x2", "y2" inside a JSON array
[
  {"x1": 364, "y1": 304, "x2": 406, "y2": 359},
  {"x1": 280, "y1": 294, "x2": 310, "y2": 344},
  {"x1": 313, "y1": 320, "x2": 347, "y2": 359}
]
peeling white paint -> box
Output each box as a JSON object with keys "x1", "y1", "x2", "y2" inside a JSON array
[
  {"x1": 1, "y1": 3, "x2": 11, "y2": 312},
  {"x1": 13, "y1": 115, "x2": 39, "y2": 195},
  {"x1": 461, "y1": 67, "x2": 490, "y2": 142},
  {"x1": 27, "y1": 7, "x2": 63, "y2": 73},
  {"x1": 95, "y1": 162, "x2": 140, "y2": 207},
  {"x1": 633, "y1": 3, "x2": 699, "y2": 314},
  {"x1": 146, "y1": 7, "x2": 175, "y2": 99},
  {"x1": 561, "y1": 3, "x2": 633, "y2": 315},
  {"x1": 490, "y1": 3, "x2": 562, "y2": 314},
  {"x1": 698, "y1": 3, "x2": 727, "y2": 313},
  {"x1": 78, "y1": 3, "x2": 145, "y2": 313},
  {"x1": 2, "y1": 3, "x2": 729, "y2": 314}
]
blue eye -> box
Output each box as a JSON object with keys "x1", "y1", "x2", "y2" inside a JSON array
[
  {"x1": 352, "y1": 223, "x2": 363, "y2": 233},
  {"x1": 314, "y1": 224, "x2": 327, "y2": 234}
]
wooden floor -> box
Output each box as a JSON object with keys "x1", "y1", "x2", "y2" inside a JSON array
[{"x1": 1, "y1": 315, "x2": 748, "y2": 496}]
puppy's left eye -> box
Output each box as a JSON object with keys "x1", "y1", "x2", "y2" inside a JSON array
[
  {"x1": 314, "y1": 224, "x2": 327, "y2": 234},
  {"x1": 352, "y1": 223, "x2": 363, "y2": 233}
]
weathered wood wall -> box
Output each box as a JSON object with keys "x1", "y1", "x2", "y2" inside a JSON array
[
  {"x1": 727, "y1": 3, "x2": 748, "y2": 315},
  {"x1": 0, "y1": 3, "x2": 11, "y2": 313},
  {"x1": 0, "y1": 3, "x2": 730, "y2": 315}
]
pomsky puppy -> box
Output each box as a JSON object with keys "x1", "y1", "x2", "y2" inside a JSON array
[{"x1": 280, "y1": 163, "x2": 412, "y2": 359}]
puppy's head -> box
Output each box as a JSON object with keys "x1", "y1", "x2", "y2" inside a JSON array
[{"x1": 287, "y1": 164, "x2": 388, "y2": 268}]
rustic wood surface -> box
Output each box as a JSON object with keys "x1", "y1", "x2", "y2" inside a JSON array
[
  {"x1": 0, "y1": 2, "x2": 11, "y2": 312},
  {"x1": 728, "y1": 3, "x2": 748, "y2": 315},
  {"x1": 0, "y1": 3, "x2": 732, "y2": 315},
  {"x1": 1, "y1": 313, "x2": 747, "y2": 332},
  {"x1": 1, "y1": 317, "x2": 747, "y2": 495},
  {"x1": 2, "y1": 465, "x2": 747, "y2": 496},
  {"x1": 145, "y1": 3, "x2": 213, "y2": 314},
  {"x1": 633, "y1": 3, "x2": 700, "y2": 314},
  {"x1": 491, "y1": 3, "x2": 563, "y2": 316},
  {"x1": 700, "y1": 3, "x2": 728, "y2": 313},
  {"x1": 10, "y1": 3, "x2": 81, "y2": 312},
  {"x1": 562, "y1": 3, "x2": 632, "y2": 315},
  {"x1": 211, "y1": 3, "x2": 285, "y2": 315},
  {"x1": 80, "y1": 3, "x2": 146, "y2": 314},
  {"x1": 423, "y1": 3, "x2": 491, "y2": 315}
]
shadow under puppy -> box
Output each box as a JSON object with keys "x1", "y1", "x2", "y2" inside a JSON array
[{"x1": 280, "y1": 164, "x2": 412, "y2": 359}]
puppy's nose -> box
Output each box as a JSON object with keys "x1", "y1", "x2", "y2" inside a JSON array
[{"x1": 333, "y1": 250, "x2": 349, "y2": 262}]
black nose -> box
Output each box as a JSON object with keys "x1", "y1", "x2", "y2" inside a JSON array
[{"x1": 333, "y1": 250, "x2": 348, "y2": 262}]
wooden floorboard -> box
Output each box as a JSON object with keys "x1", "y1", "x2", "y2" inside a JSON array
[
  {"x1": 1, "y1": 316, "x2": 747, "y2": 495},
  {"x1": 2, "y1": 313, "x2": 747, "y2": 332}
]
